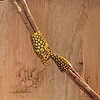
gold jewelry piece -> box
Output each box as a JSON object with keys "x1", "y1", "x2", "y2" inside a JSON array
[{"x1": 31, "y1": 31, "x2": 51, "y2": 65}]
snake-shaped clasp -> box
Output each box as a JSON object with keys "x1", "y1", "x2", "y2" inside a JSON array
[
  {"x1": 51, "y1": 53, "x2": 72, "y2": 72},
  {"x1": 31, "y1": 31, "x2": 51, "y2": 65}
]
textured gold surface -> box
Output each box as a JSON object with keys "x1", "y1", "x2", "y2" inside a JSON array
[
  {"x1": 51, "y1": 53, "x2": 72, "y2": 72},
  {"x1": 31, "y1": 31, "x2": 51, "y2": 65}
]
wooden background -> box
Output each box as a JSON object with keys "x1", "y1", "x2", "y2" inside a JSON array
[{"x1": 0, "y1": 0, "x2": 100, "y2": 100}]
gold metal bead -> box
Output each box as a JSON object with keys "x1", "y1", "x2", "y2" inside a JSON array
[{"x1": 31, "y1": 31, "x2": 51, "y2": 65}]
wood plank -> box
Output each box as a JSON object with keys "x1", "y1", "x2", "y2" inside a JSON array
[
  {"x1": 0, "y1": 0, "x2": 100, "y2": 100},
  {"x1": 83, "y1": 0, "x2": 100, "y2": 100}
]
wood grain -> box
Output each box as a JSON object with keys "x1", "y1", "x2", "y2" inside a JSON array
[{"x1": 0, "y1": 0, "x2": 100, "y2": 100}]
